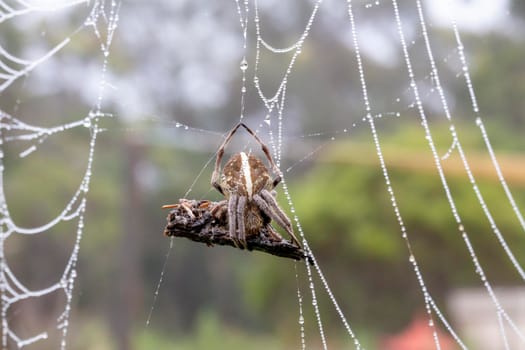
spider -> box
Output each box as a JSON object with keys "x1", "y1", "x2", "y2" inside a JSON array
[{"x1": 210, "y1": 123, "x2": 301, "y2": 250}]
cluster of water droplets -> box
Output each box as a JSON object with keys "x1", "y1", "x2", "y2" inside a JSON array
[
  {"x1": 0, "y1": 1, "x2": 120, "y2": 348},
  {"x1": 158, "y1": 0, "x2": 525, "y2": 348},
  {"x1": 235, "y1": 0, "x2": 250, "y2": 120},
  {"x1": 345, "y1": 2, "x2": 446, "y2": 343},
  {"x1": 294, "y1": 264, "x2": 306, "y2": 350},
  {"x1": 230, "y1": 1, "x2": 368, "y2": 348},
  {"x1": 354, "y1": 0, "x2": 525, "y2": 347},
  {"x1": 411, "y1": 0, "x2": 524, "y2": 344},
  {"x1": 343, "y1": 0, "x2": 525, "y2": 348},
  {"x1": 252, "y1": 0, "x2": 323, "y2": 167}
]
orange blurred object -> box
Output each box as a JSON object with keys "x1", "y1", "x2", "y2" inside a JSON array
[{"x1": 381, "y1": 314, "x2": 457, "y2": 350}]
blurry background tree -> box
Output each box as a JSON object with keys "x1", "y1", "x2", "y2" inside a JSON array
[{"x1": 1, "y1": 0, "x2": 524, "y2": 349}]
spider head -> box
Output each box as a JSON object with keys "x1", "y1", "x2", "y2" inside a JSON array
[{"x1": 221, "y1": 152, "x2": 271, "y2": 199}]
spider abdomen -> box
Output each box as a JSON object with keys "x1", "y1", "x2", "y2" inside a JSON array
[{"x1": 222, "y1": 152, "x2": 271, "y2": 198}]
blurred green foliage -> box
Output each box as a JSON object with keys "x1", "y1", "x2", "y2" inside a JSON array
[{"x1": 135, "y1": 310, "x2": 287, "y2": 350}]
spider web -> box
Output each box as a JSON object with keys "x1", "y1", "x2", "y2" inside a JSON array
[
  {"x1": 0, "y1": 0, "x2": 119, "y2": 348},
  {"x1": 346, "y1": 1, "x2": 523, "y2": 348},
  {"x1": 1, "y1": 0, "x2": 524, "y2": 349},
  {"x1": 170, "y1": 0, "x2": 524, "y2": 348}
]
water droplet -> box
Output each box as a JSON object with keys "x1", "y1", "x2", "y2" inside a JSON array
[
  {"x1": 240, "y1": 58, "x2": 248, "y2": 71},
  {"x1": 19, "y1": 145, "x2": 37, "y2": 158},
  {"x1": 83, "y1": 118, "x2": 92, "y2": 128},
  {"x1": 298, "y1": 315, "x2": 304, "y2": 325},
  {"x1": 409, "y1": 254, "x2": 415, "y2": 263}
]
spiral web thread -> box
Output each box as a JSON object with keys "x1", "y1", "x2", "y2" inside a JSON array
[
  {"x1": 230, "y1": 0, "x2": 525, "y2": 349},
  {"x1": 0, "y1": 0, "x2": 120, "y2": 348}
]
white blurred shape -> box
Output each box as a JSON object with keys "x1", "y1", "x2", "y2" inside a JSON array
[{"x1": 426, "y1": 0, "x2": 510, "y2": 33}]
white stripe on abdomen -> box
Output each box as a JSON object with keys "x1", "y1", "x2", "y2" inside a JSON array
[{"x1": 240, "y1": 152, "x2": 252, "y2": 198}]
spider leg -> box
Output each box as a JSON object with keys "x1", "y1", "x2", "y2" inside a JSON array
[
  {"x1": 211, "y1": 123, "x2": 244, "y2": 194},
  {"x1": 161, "y1": 199, "x2": 195, "y2": 218},
  {"x1": 253, "y1": 192, "x2": 301, "y2": 247},
  {"x1": 236, "y1": 196, "x2": 247, "y2": 249},
  {"x1": 271, "y1": 174, "x2": 282, "y2": 189},
  {"x1": 266, "y1": 224, "x2": 283, "y2": 242},
  {"x1": 210, "y1": 200, "x2": 228, "y2": 220},
  {"x1": 228, "y1": 194, "x2": 241, "y2": 249},
  {"x1": 239, "y1": 123, "x2": 283, "y2": 183},
  {"x1": 259, "y1": 190, "x2": 293, "y2": 231}
]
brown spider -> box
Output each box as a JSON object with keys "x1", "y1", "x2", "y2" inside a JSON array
[{"x1": 210, "y1": 123, "x2": 301, "y2": 250}]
